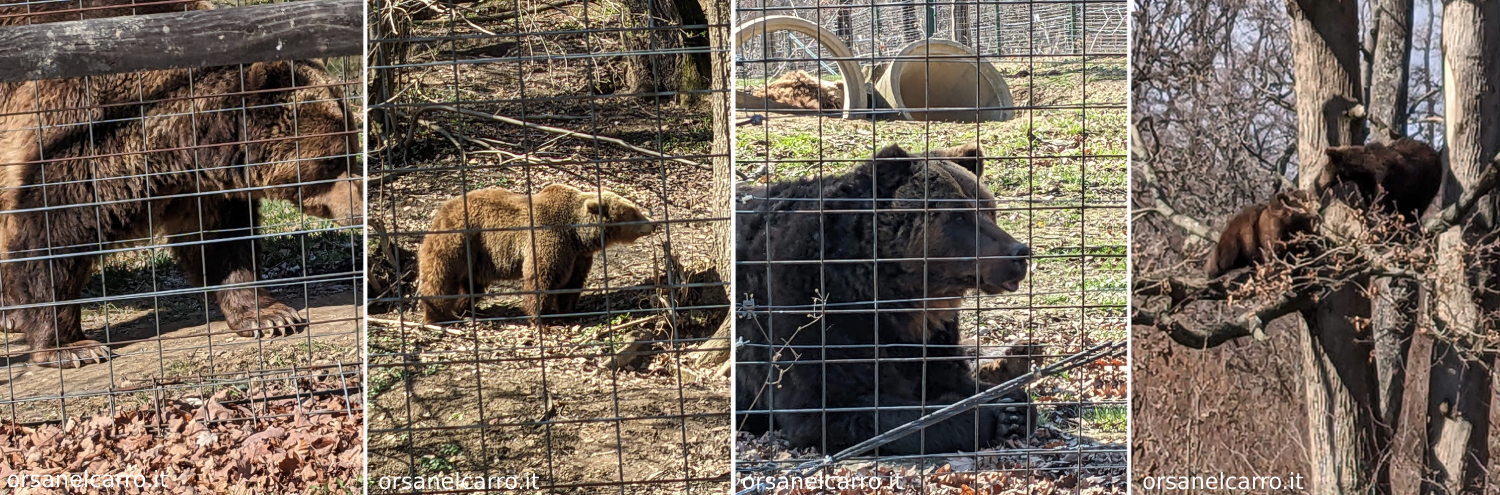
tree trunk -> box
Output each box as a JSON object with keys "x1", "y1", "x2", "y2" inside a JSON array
[
  {"x1": 689, "y1": 0, "x2": 731, "y2": 367},
  {"x1": 1431, "y1": 1, "x2": 1500, "y2": 492},
  {"x1": 623, "y1": 0, "x2": 711, "y2": 106},
  {"x1": 1368, "y1": 0, "x2": 1414, "y2": 139},
  {"x1": 1363, "y1": 0, "x2": 1415, "y2": 484},
  {"x1": 1284, "y1": 0, "x2": 1376, "y2": 492},
  {"x1": 951, "y1": 3, "x2": 970, "y2": 47}
]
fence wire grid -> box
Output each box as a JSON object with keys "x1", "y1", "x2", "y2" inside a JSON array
[
  {"x1": 365, "y1": 0, "x2": 731, "y2": 491},
  {"x1": 731, "y1": 0, "x2": 1127, "y2": 492},
  {"x1": 0, "y1": 0, "x2": 364, "y2": 489}
]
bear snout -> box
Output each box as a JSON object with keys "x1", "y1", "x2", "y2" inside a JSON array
[{"x1": 980, "y1": 242, "x2": 1030, "y2": 293}]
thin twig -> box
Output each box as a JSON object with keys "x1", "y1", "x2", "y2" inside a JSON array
[
  {"x1": 367, "y1": 317, "x2": 462, "y2": 336},
  {"x1": 406, "y1": 104, "x2": 711, "y2": 170},
  {"x1": 414, "y1": 0, "x2": 578, "y2": 25}
]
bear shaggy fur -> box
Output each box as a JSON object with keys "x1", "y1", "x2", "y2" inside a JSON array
[
  {"x1": 0, "y1": 0, "x2": 361, "y2": 368},
  {"x1": 735, "y1": 143, "x2": 1034, "y2": 455},
  {"x1": 1206, "y1": 189, "x2": 1319, "y2": 278},
  {"x1": 752, "y1": 70, "x2": 845, "y2": 111},
  {"x1": 418, "y1": 184, "x2": 657, "y2": 325},
  {"x1": 1316, "y1": 137, "x2": 1442, "y2": 221}
]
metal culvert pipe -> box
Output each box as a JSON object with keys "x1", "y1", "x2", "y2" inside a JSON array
[
  {"x1": 874, "y1": 39, "x2": 1014, "y2": 122},
  {"x1": 732, "y1": 15, "x2": 868, "y2": 119}
]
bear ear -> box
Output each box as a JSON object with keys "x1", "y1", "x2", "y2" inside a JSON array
[
  {"x1": 937, "y1": 142, "x2": 984, "y2": 178},
  {"x1": 584, "y1": 196, "x2": 608, "y2": 217},
  {"x1": 870, "y1": 144, "x2": 916, "y2": 194},
  {"x1": 874, "y1": 144, "x2": 911, "y2": 159},
  {"x1": 242, "y1": 61, "x2": 296, "y2": 92}
]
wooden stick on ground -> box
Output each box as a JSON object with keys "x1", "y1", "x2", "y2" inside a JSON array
[{"x1": 367, "y1": 317, "x2": 463, "y2": 336}]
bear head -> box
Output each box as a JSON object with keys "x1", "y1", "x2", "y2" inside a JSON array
[
  {"x1": 870, "y1": 143, "x2": 1030, "y2": 297},
  {"x1": 238, "y1": 61, "x2": 363, "y2": 226},
  {"x1": 578, "y1": 188, "x2": 657, "y2": 246},
  {"x1": 1266, "y1": 189, "x2": 1320, "y2": 234},
  {"x1": 1317, "y1": 144, "x2": 1382, "y2": 197}
]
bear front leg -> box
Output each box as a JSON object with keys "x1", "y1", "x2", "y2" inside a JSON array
[
  {"x1": 555, "y1": 254, "x2": 593, "y2": 314},
  {"x1": 519, "y1": 248, "x2": 573, "y2": 322},
  {"x1": 3, "y1": 251, "x2": 111, "y2": 368},
  {"x1": 171, "y1": 199, "x2": 305, "y2": 338},
  {"x1": 417, "y1": 228, "x2": 474, "y2": 325}
]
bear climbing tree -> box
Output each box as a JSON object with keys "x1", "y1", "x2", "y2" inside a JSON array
[{"x1": 1131, "y1": 0, "x2": 1499, "y2": 493}]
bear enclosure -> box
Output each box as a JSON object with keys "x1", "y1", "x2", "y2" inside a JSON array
[
  {"x1": 732, "y1": 0, "x2": 1128, "y2": 492},
  {"x1": 0, "y1": 0, "x2": 365, "y2": 490},
  {"x1": 365, "y1": 0, "x2": 732, "y2": 491}
]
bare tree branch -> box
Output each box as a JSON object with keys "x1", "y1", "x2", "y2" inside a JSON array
[{"x1": 1422, "y1": 150, "x2": 1500, "y2": 232}]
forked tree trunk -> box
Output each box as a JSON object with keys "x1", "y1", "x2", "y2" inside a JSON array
[
  {"x1": 1284, "y1": 0, "x2": 1377, "y2": 493},
  {"x1": 1431, "y1": 0, "x2": 1499, "y2": 492}
]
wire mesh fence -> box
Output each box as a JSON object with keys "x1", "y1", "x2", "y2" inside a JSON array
[
  {"x1": 731, "y1": 0, "x2": 1128, "y2": 491},
  {"x1": 365, "y1": 0, "x2": 731, "y2": 491},
  {"x1": 734, "y1": 0, "x2": 1127, "y2": 81},
  {"x1": 0, "y1": 0, "x2": 364, "y2": 490}
]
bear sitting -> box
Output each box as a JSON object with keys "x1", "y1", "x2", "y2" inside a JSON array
[
  {"x1": 736, "y1": 143, "x2": 1033, "y2": 455},
  {"x1": 1205, "y1": 189, "x2": 1319, "y2": 278},
  {"x1": 418, "y1": 184, "x2": 657, "y2": 325},
  {"x1": 1316, "y1": 137, "x2": 1442, "y2": 221}
]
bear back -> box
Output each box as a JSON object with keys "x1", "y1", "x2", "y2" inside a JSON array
[{"x1": 1318, "y1": 137, "x2": 1442, "y2": 220}]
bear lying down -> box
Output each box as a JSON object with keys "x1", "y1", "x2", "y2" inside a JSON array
[
  {"x1": 735, "y1": 142, "x2": 1036, "y2": 455},
  {"x1": 0, "y1": 55, "x2": 361, "y2": 367},
  {"x1": 417, "y1": 184, "x2": 657, "y2": 325}
]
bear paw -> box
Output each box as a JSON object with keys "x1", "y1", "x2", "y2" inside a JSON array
[
  {"x1": 32, "y1": 340, "x2": 111, "y2": 368},
  {"x1": 228, "y1": 302, "x2": 307, "y2": 338}
]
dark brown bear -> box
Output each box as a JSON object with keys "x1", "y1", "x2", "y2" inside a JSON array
[
  {"x1": 0, "y1": 2, "x2": 361, "y2": 368},
  {"x1": 1316, "y1": 137, "x2": 1442, "y2": 221},
  {"x1": 752, "y1": 70, "x2": 845, "y2": 111},
  {"x1": 418, "y1": 184, "x2": 657, "y2": 325},
  {"x1": 1205, "y1": 189, "x2": 1319, "y2": 278},
  {"x1": 735, "y1": 143, "x2": 1033, "y2": 455}
]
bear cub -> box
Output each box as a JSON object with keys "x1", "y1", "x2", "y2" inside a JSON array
[
  {"x1": 1317, "y1": 137, "x2": 1442, "y2": 221},
  {"x1": 1206, "y1": 189, "x2": 1319, "y2": 278},
  {"x1": 418, "y1": 184, "x2": 657, "y2": 325}
]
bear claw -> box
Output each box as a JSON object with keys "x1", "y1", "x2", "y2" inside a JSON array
[
  {"x1": 33, "y1": 340, "x2": 112, "y2": 369},
  {"x1": 230, "y1": 303, "x2": 307, "y2": 338}
]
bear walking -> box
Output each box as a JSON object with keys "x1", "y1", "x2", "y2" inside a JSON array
[
  {"x1": 418, "y1": 184, "x2": 657, "y2": 325},
  {"x1": 1205, "y1": 189, "x2": 1319, "y2": 278},
  {"x1": 0, "y1": 2, "x2": 361, "y2": 368},
  {"x1": 735, "y1": 143, "x2": 1033, "y2": 454},
  {"x1": 1316, "y1": 137, "x2": 1443, "y2": 221}
]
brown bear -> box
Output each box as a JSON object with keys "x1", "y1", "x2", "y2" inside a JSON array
[
  {"x1": 0, "y1": 5, "x2": 361, "y2": 368},
  {"x1": 417, "y1": 184, "x2": 657, "y2": 325},
  {"x1": 1205, "y1": 189, "x2": 1319, "y2": 278},
  {"x1": 735, "y1": 143, "x2": 1033, "y2": 455},
  {"x1": 752, "y1": 70, "x2": 845, "y2": 111},
  {"x1": 1316, "y1": 137, "x2": 1442, "y2": 221}
]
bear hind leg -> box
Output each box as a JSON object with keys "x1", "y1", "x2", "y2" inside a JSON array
[{"x1": 15, "y1": 259, "x2": 112, "y2": 368}]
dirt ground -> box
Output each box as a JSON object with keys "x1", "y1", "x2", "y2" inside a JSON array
[
  {"x1": 732, "y1": 58, "x2": 1127, "y2": 491},
  {"x1": 0, "y1": 288, "x2": 362, "y2": 425},
  {"x1": 367, "y1": 0, "x2": 730, "y2": 491}
]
